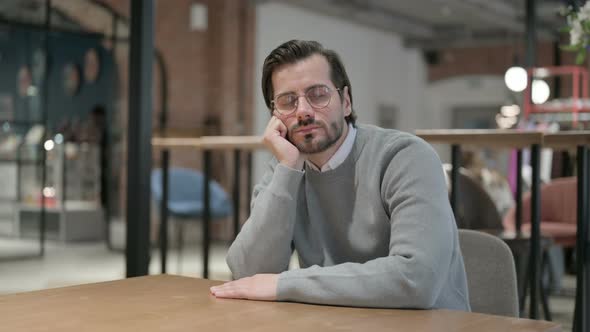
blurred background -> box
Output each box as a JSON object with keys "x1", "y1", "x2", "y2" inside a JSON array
[{"x1": 0, "y1": 0, "x2": 585, "y2": 329}]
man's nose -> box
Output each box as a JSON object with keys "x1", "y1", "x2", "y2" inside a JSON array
[{"x1": 295, "y1": 96, "x2": 314, "y2": 120}]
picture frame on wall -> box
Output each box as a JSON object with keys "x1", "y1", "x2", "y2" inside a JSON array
[
  {"x1": 0, "y1": 94, "x2": 14, "y2": 120},
  {"x1": 17, "y1": 66, "x2": 32, "y2": 98},
  {"x1": 84, "y1": 48, "x2": 100, "y2": 83},
  {"x1": 31, "y1": 48, "x2": 47, "y2": 84},
  {"x1": 63, "y1": 63, "x2": 81, "y2": 96}
]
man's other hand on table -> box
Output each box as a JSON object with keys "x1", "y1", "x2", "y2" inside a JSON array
[{"x1": 210, "y1": 274, "x2": 278, "y2": 301}]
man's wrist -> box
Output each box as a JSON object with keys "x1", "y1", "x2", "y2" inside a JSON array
[{"x1": 280, "y1": 158, "x2": 304, "y2": 171}]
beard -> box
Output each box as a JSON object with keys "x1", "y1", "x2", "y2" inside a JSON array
[{"x1": 287, "y1": 117, "x2": 344, "y2": 154}]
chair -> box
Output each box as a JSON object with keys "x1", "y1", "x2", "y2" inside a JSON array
[
  {"x1": 503, "y1": 176, "x2": 579, "y2": 311},
  {"x1": 503, "y1": 177, "x2": 578, "y2": 248},
  {"x1": 151, "y1": 167, "x2": 232, "y2": 271},
  {"x1": 458, "y1": 229, "x2": 519, "y2": 317},
  {"x1": 448, "y1": 166, "x2": 553, "y2": 319},
  {"x1": 443, "y1": 166, "x2": 504, "y2": 231}
]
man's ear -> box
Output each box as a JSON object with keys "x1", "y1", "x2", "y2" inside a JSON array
[{"x1": 342, "y1": 86, "x2": 352, "y2": 117}]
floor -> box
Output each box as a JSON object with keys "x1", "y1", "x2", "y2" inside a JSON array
[
  {"x1": 0, "y1": 221, "x2": 234, "y2": 294},
  {"x1": 0, "y1": 221, "x2": 578, "y2": 331}
]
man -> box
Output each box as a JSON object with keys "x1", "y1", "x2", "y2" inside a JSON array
[{"x1": 210, "y1": 40, "x2": 470, "y2": 310}]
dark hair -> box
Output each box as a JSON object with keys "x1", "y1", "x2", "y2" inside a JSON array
[{"x1": 261, "y1": 40, "x2": 356, "y2": 126}]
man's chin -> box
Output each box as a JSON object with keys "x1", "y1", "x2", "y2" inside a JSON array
[
  {"x1": 291, "y1": 120, "x2": 344, "y2": 154},
  {"x1": 295, "y1": 139, "x2": 331, "y2": 154}
]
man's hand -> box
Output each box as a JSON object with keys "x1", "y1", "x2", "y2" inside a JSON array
[
  {"x1": 263, "y1": 116, "x2": 304, "y2": 170},
  {"x1": 210, "y1": 274, "x2": 278, "y2": 301}
]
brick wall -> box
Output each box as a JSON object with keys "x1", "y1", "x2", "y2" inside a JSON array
[
  {"x1": 60, "y1": 0, "x2": 255, "y2": 239},
  {"x1": 427, "y1": 39, "x2": 579, "y2": 97},
  {"x1": 96, "y1": 0, "x2": 255, "y2": 140},
  {"x1": 429, "y1": 42, "x2": 574, "y2": 80}
]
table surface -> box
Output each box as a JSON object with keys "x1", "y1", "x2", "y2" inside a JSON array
[
  {"x1": 151, "y1": 131, "x2": 590, "y2": 150},
  {"x1": 0, "y1": 275, "x2": 560, "y2": 332},
  {"x1": 415, "y1": 129, "x2": 545, "y2": 148},
  {"x1": 543, "y1": 131, "x2": 590, "y2": 148},
  {"x1": 152, "y1": 135, "x2": 264, "y2": 150}
]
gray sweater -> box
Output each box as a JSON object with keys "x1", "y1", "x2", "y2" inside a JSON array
[{"x1": 226, "y1": 124, "x2": 470, "y2": 311}]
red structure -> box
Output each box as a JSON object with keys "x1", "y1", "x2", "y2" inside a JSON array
[{"x1": 524, "y1": 66, "x2": 589, "y2": 126}]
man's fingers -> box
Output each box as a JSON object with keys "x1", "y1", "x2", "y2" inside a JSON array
[
  {"x1": 266, "y1": 117, "x2": 285, "y2": 136},
  {"x1": 212, "y1": 290, "x2": 246, "y2": 299},
  {"x1": 273, "y1": 116, "x2": 288, "y2": 137},
  {"x1": 212, "y1": 289, "x2": 245, "y2": 299},
  {"x1": 209, "y1": 275, "x2": 277, "y2": 301},
  {"x1": 210, "y1": 281, "x2": 247, "y2": 299},
  {"x1": 210, "y1": 282, "x2": 233, "y2": 294}
]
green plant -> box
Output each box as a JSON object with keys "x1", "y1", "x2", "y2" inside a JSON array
[{"x1": 561, "y1": 3, "x2": 590, "y2": 64}]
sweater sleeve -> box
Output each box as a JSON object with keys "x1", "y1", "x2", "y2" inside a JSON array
[
  {"x1": 226, "y1": 160, "x2": 304, "y2": 279},
  {"x1": 276, "y1": 138, "x2": 460, "y2": 309}
]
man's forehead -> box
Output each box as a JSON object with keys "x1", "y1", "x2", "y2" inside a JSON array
[{"x1": 272, "y1": 54, "x2": 331, "y2": 93}]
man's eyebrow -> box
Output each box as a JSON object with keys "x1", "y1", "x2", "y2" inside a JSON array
[
  {"x1": 275, "y1": 84, "x2": 327, "y2": 98},
  {"x1": 274, "y1": 90, "x2": 296, "y2": 98},
  {"x1": 304, "y1": 84, "x2": 326, "y2": 91}
]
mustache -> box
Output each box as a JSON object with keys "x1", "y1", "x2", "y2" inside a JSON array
[{"x1": 291, "y1": 118, "x2": 321, "y2": 131}]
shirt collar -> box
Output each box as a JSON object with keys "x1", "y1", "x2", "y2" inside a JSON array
[{"x1": 306, "y1": 123, "x2": 356, "y2": 172}]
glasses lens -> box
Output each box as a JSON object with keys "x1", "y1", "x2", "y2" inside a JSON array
[
  {"x1": 273, "y1": 86, "x2": 333, "y2": 114},
  {"x1": 275, "y1": 94, "x2": 297, "y2": 113},
  {"x1": 306, "y1": 86, "x2": 331, "y2": 108}
]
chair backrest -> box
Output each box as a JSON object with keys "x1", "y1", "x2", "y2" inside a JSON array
[
  {"x1": 151, "y1": 168, "x2": 202, "y2": 202},
  {"x1": 503, "y1": 176, "x2": 578, "y2": 229},
  {"x1": 444, "y1": 166, "x2": 504, "y2": 230},
  {"x1": 540, "y1": 177, "x2": 578, "y2": 224},
  {"x1": 458, "y1": 229, "x2": 519, "y2": 317},
  {"x1": 151, "y1": 167, "x2": 231, "y2": 217}
]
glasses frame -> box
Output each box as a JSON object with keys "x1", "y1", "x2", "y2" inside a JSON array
[{"x1": 271, "y1": 85, "x2": 341, "y2": 116}]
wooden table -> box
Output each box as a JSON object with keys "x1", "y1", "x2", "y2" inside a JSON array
[
  {"x1": 152, "y1": 136, "x2": 265, "y2": 278},
  {"x1": 415, "y1": 129, "x2": 544, "y2": 149},
  {"x1": 416, "y1": 129, "x2": 545, "y2": 319},
  {"x1": 544, "y1": 132, "x2": 590, "y2": 332},
  {"x1": 416, "y1": 129, "x2": 590, "y2": 328},
  {"x1": 0, "y1": 275, "x2": 560, "y2": 332}
]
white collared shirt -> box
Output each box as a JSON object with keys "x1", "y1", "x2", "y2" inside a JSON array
[{"x1": 306, "y1": 124, "x2": 356, "y2": 172}]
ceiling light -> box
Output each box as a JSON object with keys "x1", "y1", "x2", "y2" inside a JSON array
[
  {"x1": 44, "y1": 139, "x2": 54, "y2": 151},
  {"x1": 532, "y1": 79, "x2": 550, "y2": 104},
  {"x1": 504, "y1": 66, "x2": 528, "y2": 92},
  {"x1": 500, "y1": 104, "x2": 521, "y2": 117},
  {"x1": 54, "y1": 134, "x2": 64, "y2": 145},
  {"x1": 43, "y1": 187, "x2": 55, "y2": 198}
]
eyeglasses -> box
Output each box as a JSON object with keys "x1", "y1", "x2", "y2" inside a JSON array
[{"x1": 271, "y1": 85, "x2": 340, "y2": 116}]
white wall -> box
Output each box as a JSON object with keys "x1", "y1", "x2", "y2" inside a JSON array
[
  {"x1": 424, "y1": 75, "x2": 508, "y2": 162},
  {"x1": 425, "y1": 75, "x2": 508, "y2": 129},
  {"x1": 252, "y1": 3, "x2": 428, "y2": 182}
]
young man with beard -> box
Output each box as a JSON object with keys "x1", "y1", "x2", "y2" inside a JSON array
[{"x1": 210, "y1": 40, "x2": 470, "y2": 311}]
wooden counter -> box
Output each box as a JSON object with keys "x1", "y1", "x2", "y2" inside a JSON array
[
  {"x1": 152, "y1": 136, "x2": 265, "y2": 150},
  {"x1": 415, "y1": 129, "x2": 544, "y2": 148},
  {"x1": 543, "y1": 131, "x2": 590, "y2": 149}
]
